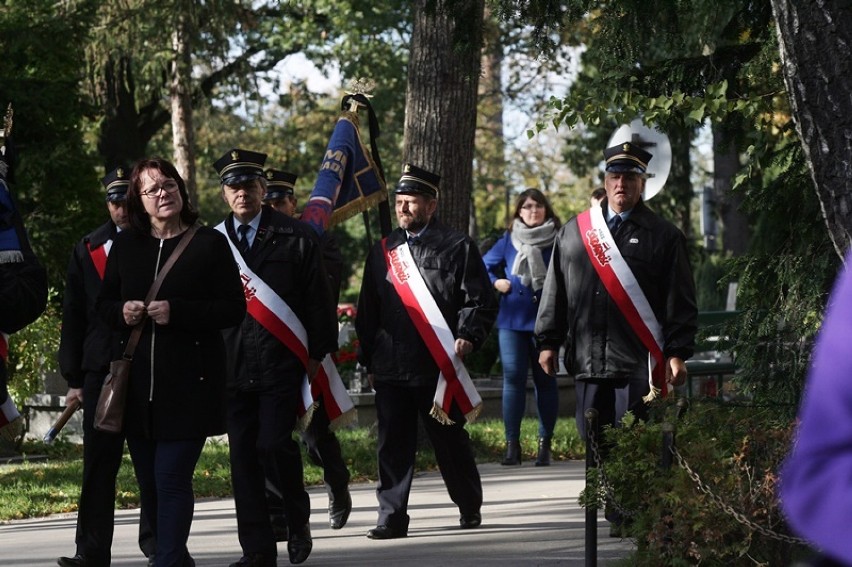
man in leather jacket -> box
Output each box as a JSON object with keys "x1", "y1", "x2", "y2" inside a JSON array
[
  {"x1": 356, "y1": 164, "x2": 497, "y2": 540},
  {"x1": 536, "y1": 142, "x2": 697, "y2": 439},
  {"x1": 215, "y1": 149, "x2": 338, "y2": 567}
]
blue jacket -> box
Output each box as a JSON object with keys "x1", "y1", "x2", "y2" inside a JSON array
[{"x1": 482, "y1": 231, "x2": 553, "y2": 332}]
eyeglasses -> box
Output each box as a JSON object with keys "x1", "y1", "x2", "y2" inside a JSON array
[
  {"x1": 521, "y1": 203, "x2": 545, "y2": 211},
  {"x1": 141, "y1": 180, "x2": 180, "y2": 198}
]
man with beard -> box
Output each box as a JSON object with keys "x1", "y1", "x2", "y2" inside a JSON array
[{"x1": 356, "y1": 164, "x2": 498, "y2": 539}]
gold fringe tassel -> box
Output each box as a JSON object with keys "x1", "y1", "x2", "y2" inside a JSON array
[
  {"x1": 296, "y1": 401, "x2": 318, "y2": 432},
  {"x1": 429, "y1": 403, "x2": 455, "y2": 425}
]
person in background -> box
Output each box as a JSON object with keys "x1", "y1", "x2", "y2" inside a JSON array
[
  {"x1": 590, "y1": 187, "x2": 606, "y2": 207},
  {"x1": 535, "y1": 142, "x2": 697, "y2": 535},
  {"x1": 780, "y1": 250, "x2": 852, "y2": 566},
  {"x1": 261, "y1": 170, "x2": 298, "y2": 218},
  {"x1": 0, "y1": 142, "x2": 48, "y2": 442},
  {"x1": 482, "y1": 188, "x2": 561, "y2": 467},
  {"x1": 57, "y1": 167, "x2": 155, "y2": 567},
  {"x1": 96, "y1": 157, "x2": 246, "y2": 567},
  {"x1": 261, "y1": 169, "x2": 353, "y2": 535},
  {"x1": 214, "y1": 150, "x2": 338, "y2": 566},
  {"x1": 356, "y1": 164, "x2": 498, "y2": 539}
]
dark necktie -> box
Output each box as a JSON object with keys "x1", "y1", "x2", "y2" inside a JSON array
[
  {"x1": 237, "y1": 224, "x2": 251, "y2": 255},
  {"x1": 407, "y1": 235, "x2": 421, "y2": 247},
  {"x1": 610, "y1": 214, "x2": 623, "y2": 234}
]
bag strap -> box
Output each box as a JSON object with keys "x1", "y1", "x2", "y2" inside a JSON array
[{"x1": 122, "y1": 224, "x2": 199, "y2": 359}]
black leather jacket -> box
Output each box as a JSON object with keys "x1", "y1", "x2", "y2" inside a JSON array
[
  {"x1": 58, "y1": 221, "x2": 117, "y2": 387},
  {"x1": 535, "y1": 201, "x2": 697, "y2": 380},
  {"x1": 356, "y1": 218, "x2": 498, "y2": 387},
  {"x1": 221, "y1": 207, "x2": 339, "y2": 392}
]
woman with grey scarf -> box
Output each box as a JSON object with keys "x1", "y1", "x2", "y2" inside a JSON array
[{"x1": 482, "y1": 188, "x2": 561, "y2": 466}]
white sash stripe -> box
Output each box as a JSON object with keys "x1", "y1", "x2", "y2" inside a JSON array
[{"x1": 590, "y1": 207, "x2": 664, "y2": 351}]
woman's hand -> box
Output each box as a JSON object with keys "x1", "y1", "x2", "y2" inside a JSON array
[
  {"x1": 123, "y1": 300, "x2": 146, "y2": 326},
  {"x1": 494, "y1": 279, "x2": 512, "y2": 294},
  {"x1": 145, "y1": 300, "x2": 171, "y2": 325}
]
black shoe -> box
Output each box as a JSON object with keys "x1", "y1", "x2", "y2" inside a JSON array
[
  {"x1": 287, "y1": 524, "x2": 312, "y2": 564},
  {"x1": 366, "y1": 524, "x2": 408, "y2": 539},
  {"x1": 228, "y1": 553, "x2": 276, "y2": 567},
  {"x1": 535, "y1": 437, "x2": 552, "y2": 466},
  {"x1": 500, "y1": 440, "x2": 522, "y2": 466},
  {"x1": 57, "y1": 555, "x2": 86, "y2": 567},
  {"x1": 329, "y1": 489, "x2": 352, "y2": 530},
  {"x1": 270, "y1": 514, "x2": 289, "y2": 542},
  {"x1": 459, "y1": 511, "x2": 482, "y2": 529}
]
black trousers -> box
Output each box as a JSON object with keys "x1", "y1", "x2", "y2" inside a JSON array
[
  {"x1": 77, "y1": 371, "x2": 155, "y2": 566},
  {"x1": 574, "y1": 373, "x2": 650, "y2": 441},
  {"x1": 267, "y1": 395, "x2": 351, "y2": 518},
  {"x1": 373, "y1": 382, "x2": 482, "y2": 529},
  {"x1": 228, "y1": 385, "x2": 309, "y2": 556}
]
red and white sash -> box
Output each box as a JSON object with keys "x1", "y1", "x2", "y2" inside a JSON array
[
  {"x1": 215, "y1": 223, "x2": 354, "y2": 429},
  {"x1": 381, "y1": 239, "x2": 482, "y2": 424},
  {"x1": 577, "y1": 207, "x2": 667, "y2": 400},
  {"x1": 87, "y1": 240, "x2": 111, "y2": 280}
]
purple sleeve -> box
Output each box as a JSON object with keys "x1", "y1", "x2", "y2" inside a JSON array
[{"x1": 780, "y1": 252, "x2": 852, "y2": 563}]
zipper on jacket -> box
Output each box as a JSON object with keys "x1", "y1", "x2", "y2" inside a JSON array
[{"x1": 149, "y1": 238, "x2": 164, "y2": 402}]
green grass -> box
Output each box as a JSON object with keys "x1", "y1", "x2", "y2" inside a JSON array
[{"x1": 0, "y1": 417, "x2": 582, "y2": 522}]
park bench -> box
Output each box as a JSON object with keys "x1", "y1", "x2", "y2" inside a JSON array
[{"x1": 685, "y1": 310, "x2": 740, "y2": 398}]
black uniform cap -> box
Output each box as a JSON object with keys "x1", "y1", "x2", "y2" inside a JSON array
[
  {"x1": 262, "y1": 168, "x2": 298, "y2": 201},
  {"x1": 604, "y1": 142, "x2": 653, "y2": 174},
  {"x1": 101, "y1": 166, "x2": 130, "y2": 202},
  {"x1": 394, "y1": 163, "x2": 440, "y2": 198},
  {"x1": 214, "y1": 148, "x2": 267, "y2": 186}
]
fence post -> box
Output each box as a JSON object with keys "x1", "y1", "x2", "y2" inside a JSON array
[
  {"x1": 585, "y1": 408, "x2": 598, "y2": 567},
  {"x1": 661, "y1": 422, "x2": 674, "y2": 470}
]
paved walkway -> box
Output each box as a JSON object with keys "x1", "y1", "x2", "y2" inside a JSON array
[{"x1": 0, "y1": 461, "x2": 635, "y2": 566}]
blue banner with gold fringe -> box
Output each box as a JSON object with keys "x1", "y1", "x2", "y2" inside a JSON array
[{"x1": 301, "y1": 103, "x2": 388, "y2": 236}]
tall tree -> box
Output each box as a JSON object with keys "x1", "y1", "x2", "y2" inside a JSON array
[
  {"x1": 404, "y1": 0, "x2": 484, "y2": 232},
  {"x1": 170, "y1": 1, "x2": 198, "y2": 201},
  {"x1": 771, "y1": 0, "x2": 852, "y2": 260}
]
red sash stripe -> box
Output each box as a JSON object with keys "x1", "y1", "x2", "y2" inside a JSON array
[{"x1": 577, "y1": 210, "x2": 667, "y2": 396}]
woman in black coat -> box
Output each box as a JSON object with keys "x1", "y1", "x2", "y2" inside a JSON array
[{"x1": 97, "y1": 158, "x2": 245, "y2": 567}]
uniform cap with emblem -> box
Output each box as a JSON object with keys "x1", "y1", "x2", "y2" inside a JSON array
[
  {"x1": 101, "y1": 166, "x2": 130, "y2": 202},
  {"x1": 394, "y1": 163, "x2": 440, "y2": 198},
  {"x1": 604, "y1": 142, "x2": 653, "y2": 174},
  {"x1": 213, "y1": 148, "x2": 267, "y2": 186},
  {"x1": 262, "y1": 168, "x2": 298, "y2": 201}
]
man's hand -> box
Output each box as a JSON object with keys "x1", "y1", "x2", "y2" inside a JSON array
[
  {"x1": 666, "y1": 356, "x2": 688, "y2": 387},
  {"x1": 65, "y1": 387, "x2": 83, "y2": 407},
  {"x1": 539, "y1": 349, "x2": 557, "y2": 377},
  {"x1": 455, "y1": 338, "x2": 473, "y2": 357}
]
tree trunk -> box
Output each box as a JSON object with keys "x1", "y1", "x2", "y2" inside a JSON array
[
  {"x1": 97, "y1": 56, "x2": 147, "y2": 170},
  {"x1": 170, "y1": 6, "x2": 197, "y2": 205},
  {"x1": 473, "y1": 7, "x2": 506, "y2": 239},
  {"x1": 713, "y1": 120, "x2": 748, "y2": 255},
  {"x1": 404, "y1": 0, "x2": 484, "y2": 233},
  {"x1": 771, "y1": 0, "x2": 852, "y2": 260}
]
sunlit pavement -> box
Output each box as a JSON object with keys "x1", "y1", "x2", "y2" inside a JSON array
[{"x1": 0, "y1": 461, "x2": 635, "y2": 566}]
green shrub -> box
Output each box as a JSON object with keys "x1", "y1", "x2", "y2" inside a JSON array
[
  {"x1": 7, "y1": 288, "x2": 61, "y2": 403},
  {"x1": 583, "y1": 399, "x2": 810, "y2": 566}
]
